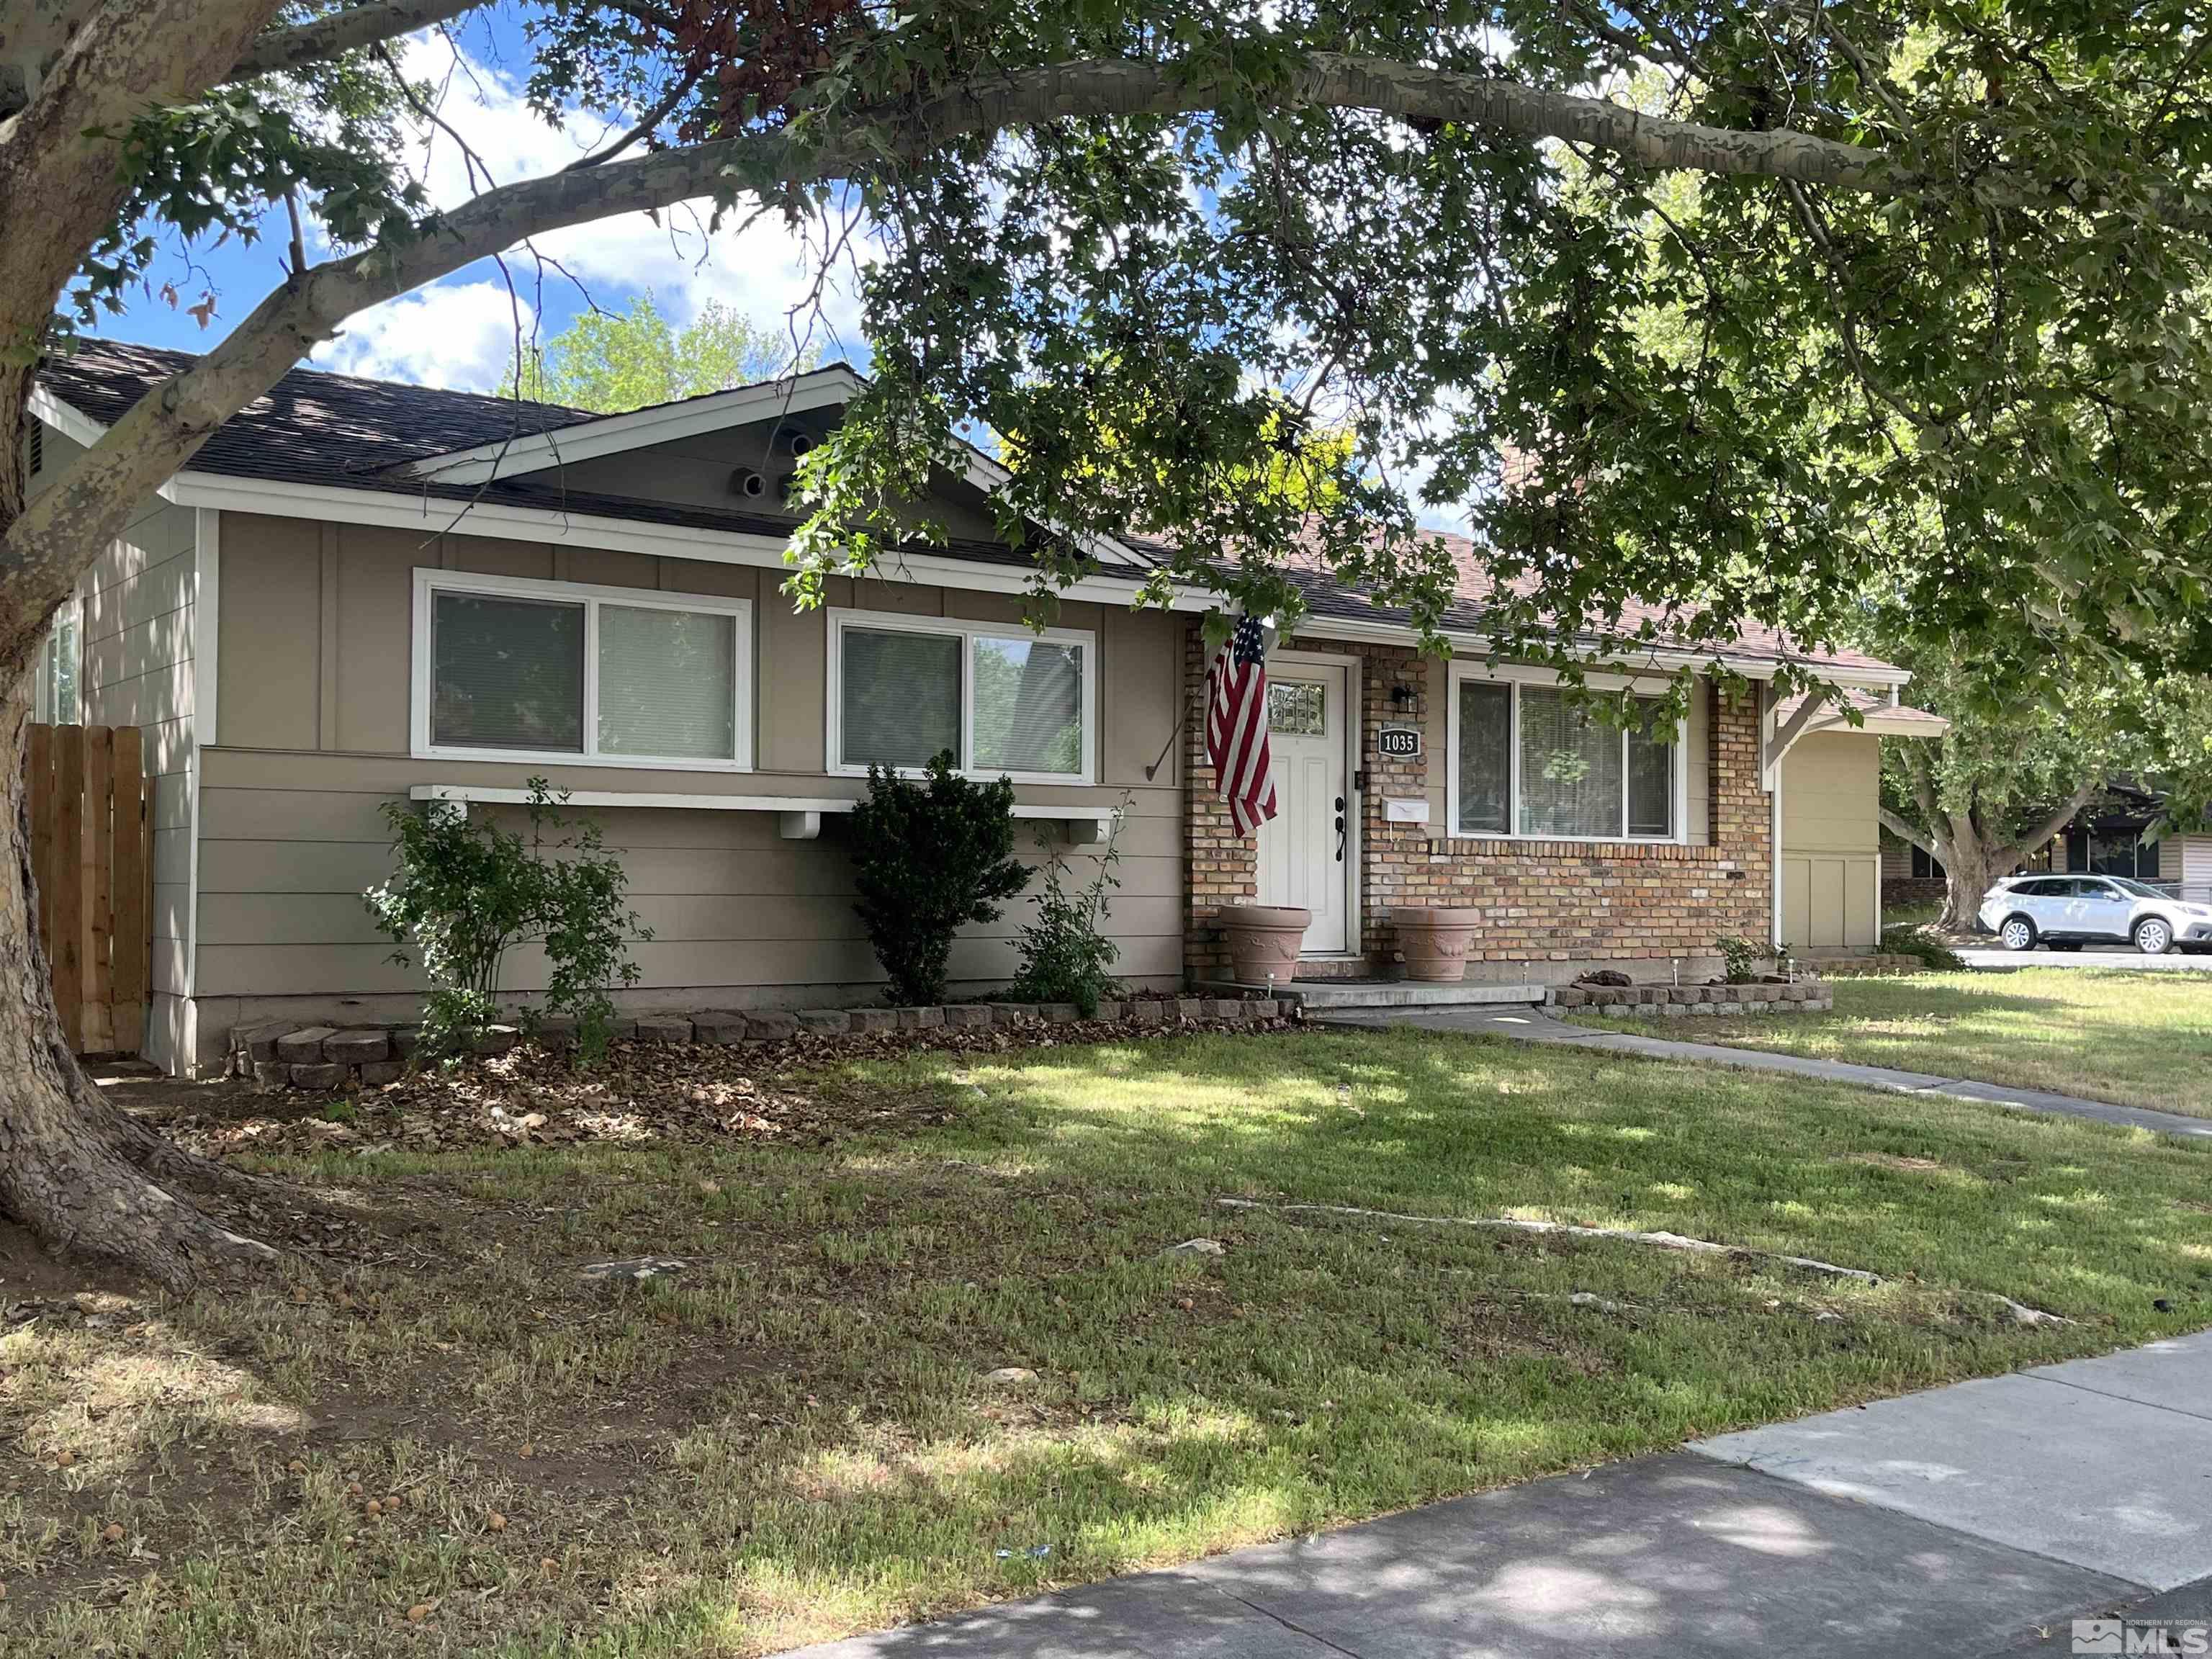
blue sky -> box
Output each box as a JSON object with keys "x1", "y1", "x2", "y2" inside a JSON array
[{"x1": 98, "y1": 11, "x2": 868, "y2": 392}]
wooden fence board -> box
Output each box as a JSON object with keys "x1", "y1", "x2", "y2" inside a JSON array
[
  {"x1": 112, "y1": 736, "x2": 147, "y2": 1040},
  {"x1": 83, "y1": 725, "x2": 114, "y2": 1053},
  {"x1": 27, "y1": 723, "x2": 54, "y2": 963},
  {"x1": 52, "y1": 724, "x2": 85, "y2": 1053},
  {"x1": 22, "y1": 724, "x2": 150, "y2": 1056}
]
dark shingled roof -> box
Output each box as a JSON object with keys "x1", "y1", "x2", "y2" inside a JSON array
[
  {"x1": 39, "y1": 338, "x2": 599, "y2": 483},
  {"x1": 38, "y1": 338, "x2": 1151, "y2": 577}
]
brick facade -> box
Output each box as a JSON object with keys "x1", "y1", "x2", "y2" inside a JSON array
[
  {"x1": 1183, "y1": 621, "x2": 1774, "y2": 984},
  {"x1": 1184, "y1": 622, "x2": 1257, "y2": 984}
]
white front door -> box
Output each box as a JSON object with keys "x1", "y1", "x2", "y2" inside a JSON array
[{"x1": 1256, "y1": 661, "x2": 1352, "y2": 955}]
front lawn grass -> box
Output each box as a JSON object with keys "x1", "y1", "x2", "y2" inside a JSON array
[
  {"x1": 1574, "y1": 967, "x2": 2212, "y2": 1117},
  {"x1": 6, "y1": 1027, "x2": 2211, "y2": 1656}
]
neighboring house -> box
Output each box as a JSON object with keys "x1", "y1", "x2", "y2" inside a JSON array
[
  {"x1": 30, "y1": 341, "x2": 1945, "y2": 1076},
  {"x1": 1879, "y1": 780, "x2": 2212, "y2": 908}
]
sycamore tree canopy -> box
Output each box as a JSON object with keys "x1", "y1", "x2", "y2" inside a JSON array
[{"x1": 7, "y1": 0, "x2": 2212, "y2": 693}]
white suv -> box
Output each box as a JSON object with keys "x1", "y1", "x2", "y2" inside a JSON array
[{"x1": 1979, "y1": 874, "x2": 2212, "y2": 955}]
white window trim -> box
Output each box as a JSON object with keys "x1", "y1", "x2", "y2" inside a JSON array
[
  {"x1": 824, "y1": 607, "x2": 1097, "y2": 785},
  {"x1": 1444, "y1": 662, "x2": 1689, "y2": 845},
  {"x1": 410, "y1": 567, "x2": 754, "y2": 773}
]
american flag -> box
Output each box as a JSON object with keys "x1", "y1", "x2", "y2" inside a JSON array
[{"x1": 1206, "y1": 614, "x2": 1278, "y2": 836}]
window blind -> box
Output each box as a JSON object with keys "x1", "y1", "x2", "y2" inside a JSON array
[
  {"x1": 1456, "y1": 680, "x2": 1510, "y2": 833},
  {"x1": 972, "y1": 636, "x2": 1082, "y2": 775},
  {"x1": 1517, "y1": 685, "x2": 1622, "y2": 837},
  {"x1": 431, "y1": 592, "x2": 584, "y2": 752},
  {"x1": 840, "y1": 627, "x2": 961, "y2": 769},
  {"x1": 597, "y1": 605, "x2": 737, "y2": 760},
  {"x1": 1626, "y1": 703, "x2": 1673, "y2": 837}
]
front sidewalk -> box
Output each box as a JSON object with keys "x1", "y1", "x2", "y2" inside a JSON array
[
  {"x1": 1316, "y1": 1002, "x2": 2212, "y2": 1141},
  {"x1": 780, "y1": 1334, "x2": 2212, "y2": 1658}
]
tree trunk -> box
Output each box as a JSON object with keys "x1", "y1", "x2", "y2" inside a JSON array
[
  {"x1": 0, "y1": 668, "x2": 274, "y2": 1292},
  {"x1": 1939, "y1": 835, "x2": 2000, "y2": 933}
]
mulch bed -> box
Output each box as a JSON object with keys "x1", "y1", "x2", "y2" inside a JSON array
[{"x1": 158, "y1": 1010, "x2": 1298, "y2": 1162}]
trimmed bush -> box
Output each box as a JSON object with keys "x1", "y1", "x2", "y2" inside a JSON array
[{"x1": 849, "y1": 753, "x2": 1025, "y2": 1006}]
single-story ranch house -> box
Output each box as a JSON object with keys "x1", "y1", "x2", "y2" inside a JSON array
[{"x1": 27, "y1": 341, "x2": 1946, "y2": 1075}]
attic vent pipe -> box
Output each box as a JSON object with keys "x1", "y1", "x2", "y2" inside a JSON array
[
  {"x1": 780, "y1": 427, "x2": 815, "y2": 459},
  {"x1": 729, "y1": 467, "x2": 768, "y2": 499}
]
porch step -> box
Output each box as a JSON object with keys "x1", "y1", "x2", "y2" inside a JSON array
[{"x1": 1200, "y1": 979, "x2": 1547, "y2": 1012}]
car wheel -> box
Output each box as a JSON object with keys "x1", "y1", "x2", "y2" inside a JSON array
[
  {"x1": 2000, "y1": 915, "x2": 2037, "y2": 951},
  {"x1": 2134, "y1": 917, "x2": 2175, "y2": 956}
]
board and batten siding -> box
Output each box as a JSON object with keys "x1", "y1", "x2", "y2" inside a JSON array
[
  {"x1": 192, "y1": 511, "x2": 1182, "y2": 1055},
  {"x1": 2179, "y1": 832, "x2": 2212, "y2": 898},
  {"x1": 43, "y1": 413, "x2": 202, "y2": 1071},
  {"x1": 1779, "y1": 729, "x2": 1881, "y2": 951}
]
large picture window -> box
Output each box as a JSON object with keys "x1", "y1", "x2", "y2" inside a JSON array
[
  {"x1": 1449, "y1": 670, "x2": 1683, "y2": 842},
  {"x1": 413, "y1": 570, "x2": 752, "y2": 770},
  {"x1": 829, "y1": 610, "x2": 1094, "y2": 782}
]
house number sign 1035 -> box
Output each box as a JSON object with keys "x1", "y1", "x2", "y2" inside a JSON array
[{"x1": 1375, "y1": 724, "x2": 1423, "y2": 760}]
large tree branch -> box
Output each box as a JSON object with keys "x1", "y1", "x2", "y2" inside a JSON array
[
  {"x1": 0, "y1": 48, "x2": 2007, "y2": 636},
  {"x1": 1877, "y1": 806, "x2": 1941, "y2": 861},
  {"x1": 230, "y1": 0, "x2": 493, "y2": 82},
  {"x1": 1994, "y1": 778, "x2": 2103, "y2": 868},
  {"x1": 0, "y1": 0, "x2": 284, "y2": 382}
]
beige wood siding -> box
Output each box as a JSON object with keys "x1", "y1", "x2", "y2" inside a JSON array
[
  {"x1": 199, "y1": 514, "x2": 1184, "y2": 1011},
  {"x1": 551, "y1": 416, "x2": 1005, "y2": 541},
  {"x1": 76, "y1": 488, "x2": 200, "y2": 1066},
  {"x1": 1780, "y1": 730, "x2": 1880, "y2": 950}
]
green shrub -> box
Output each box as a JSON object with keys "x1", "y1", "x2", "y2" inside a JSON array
[
  {"x1": 1009, "y1": 804, "x2": 1126, "y2": 1015},
  {"x1": 1715, "y1": 934, "x2": 1764, "y2": 984},
  {"x1": 364, "y1": 780, "x2": 649, "y2": 1063},
  {"x1": 1881, "y1": 922, "x2": 1966, "y2": 970},
  {"x1": 849, "y1": 753, "x2": 1025, "y2": 1006}
]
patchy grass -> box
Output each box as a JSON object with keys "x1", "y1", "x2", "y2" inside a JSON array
[
  {"x1": 5, "y1": 1028, "x2": 2212, "y2": 1655},
  {"x1": 1575, "y1": 968, "x2": 2212, "y2": 1117}
]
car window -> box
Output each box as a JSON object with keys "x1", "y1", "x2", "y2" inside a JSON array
[
  {"x1": 2109, "y1": 876, "x2": 2166, "y2": 899},
  {"x1": 2078, "y1": 880, "x2": 2123, "y2": 902},
  {"x1": 2020, "y1": 878, "x2": 2068, "y2": 898}
]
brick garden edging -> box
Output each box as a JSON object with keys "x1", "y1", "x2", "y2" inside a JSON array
[
  {"x1": 1802, "y1": 954, "x2": 1925, "y2": 978},
  {"x1": 227, "y1": 996, "x2": 1292, "y2": 1091},
  {"x1": 1548, "y1": 982, "x2": 1834, "y2": 1017}
]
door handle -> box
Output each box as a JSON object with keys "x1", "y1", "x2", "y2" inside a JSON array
[{"x1": 1334, "y1": 799, "x2": 1347, "y2": 862}]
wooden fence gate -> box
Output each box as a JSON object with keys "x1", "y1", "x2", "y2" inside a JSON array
[{"x1": 24, "y1": 724, "x2": 153, "y2": 1056}]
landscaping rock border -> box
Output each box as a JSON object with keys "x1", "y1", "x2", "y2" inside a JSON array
[
  {"x1": 1547, "y1": 982, "x2": 1834, "y2": 1018},
  {"x1": 226, "y1": 995, "x2": 1292, "y2": 1091}
]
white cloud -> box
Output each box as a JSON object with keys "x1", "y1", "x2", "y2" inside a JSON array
[
  {"x1": 307, "y1": 35, "x2": 868, "y2": 390},
  {"x1": 318, "y1": 280, "x2": 535, "y2": 392}
]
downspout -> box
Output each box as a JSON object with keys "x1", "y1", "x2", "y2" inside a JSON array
[{"x1": 1768, "y1": 685, "x2": 1784, "y2": 955}]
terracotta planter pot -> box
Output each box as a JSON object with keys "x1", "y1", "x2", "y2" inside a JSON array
[
  {"x1": 1218, "y1": 904, "x2": 1310, "y2": 986},
  {"x1": 1392, "y1": 906, "x2": 1483, "y2": 982}
]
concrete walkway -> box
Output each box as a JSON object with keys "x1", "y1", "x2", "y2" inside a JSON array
[
  {"x1": 1311, "y1": 1003, "x2": 2212, "y2": 1140},
  {"x1": 781, "y1": 1332, "x2": 2212, "y2": 1657}
]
